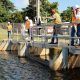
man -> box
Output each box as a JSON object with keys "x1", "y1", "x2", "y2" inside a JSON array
[
  {"x1": 25, "y1": 16, "x2": 33, "y2": 40},
  {"x1": 7, "y1": 22, "x2": 12, "y2": 39},
  {"x1": 72, "y1": 5, "x2": 80, "y2": 46},
  {"x1": 49, "y1": 9, "x2": 62, "y2": 44},
  {"x1": 25, "y1": 16, "x2": 30, "y2": 35},
  {"x1": 76, "y1": 6, "x2": 80, "y2": 46}
]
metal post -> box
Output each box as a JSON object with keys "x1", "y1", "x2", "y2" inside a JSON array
[
  {"x1": 62, "y1": 47, "x2": 69, "y2": 69},
  {"x1": 17, "y1": 28, "x2": 18, "y2": 41},
  {"x1": 45, "y1": 26, "x2": 47, "y2": 60},
  {"x1": 36, "y1": 0, "x2": 41, "y2": 25}
]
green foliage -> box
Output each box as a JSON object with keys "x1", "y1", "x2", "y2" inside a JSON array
[
  {"x1": 22, "y1": 0, "x2": 59, "y2": 21},
  {"x1": 50, "y1": 2, "x2": 58, "y2": 11},
  {"x1": 22, "y1": 5, "x2": 36, "y2": 21},
  {"x1": 10, "y1": 11, "x2": 23, "y2": 23},
  {"x1": 0, "y1": 0, "x2": 15, "y2": 22},
  {"x1": 0, "y1": 0, "x2": 15, "y2": 11},
  {"x1": 40, "y1": 0, "x2": 51, "y2": 16},
  {"x1": 0, "y1": 0, "x2": 73, "y2": 23},
  {"x1": 61, "y1": 7, "x2": 72, "y2": 22}
]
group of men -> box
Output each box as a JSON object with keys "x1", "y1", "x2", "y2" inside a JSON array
[
  {"x1": 7, "y1": 16, "x2": 33, "y2": 40},
  {"x1": 7, "y1": 5, "x2": 80, "y2": 46},
  {"x1": 48, "y1": 5, "x2": 80, "y2": 46}
]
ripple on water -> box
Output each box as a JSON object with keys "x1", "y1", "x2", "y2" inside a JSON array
[{"x1": 0, "y1": 51, "x2": 51, "y2": 80}]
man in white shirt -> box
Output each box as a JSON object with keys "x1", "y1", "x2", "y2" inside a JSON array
[
  {"x1": 25, "y1": 16, "x2": 33, "y2": 40},
  {"x1": 75, "y1": 6, "x2": 80, "y2": 46}
]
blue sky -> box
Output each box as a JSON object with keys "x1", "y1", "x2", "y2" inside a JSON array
[
  {"x1": 11, "y1": 0, "x2": 29, "y2": 10},
  {"x1": 49, "y1": 0, "x2": 80, "y2": 12},
  {"x1": 11, "y1": 0, "x2": 80, "y2": 12}
]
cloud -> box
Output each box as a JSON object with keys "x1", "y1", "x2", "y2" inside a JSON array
[
  {"x1": 12, "y1": 0, "x2": 29, "y2": 10},
  {"x1": 22, "y1": 0, "x2": 29, "y2": 7}
]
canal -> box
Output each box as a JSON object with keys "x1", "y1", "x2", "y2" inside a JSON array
[{"x1": 0, "y1": 51, "x2": 80, "y2": 80}]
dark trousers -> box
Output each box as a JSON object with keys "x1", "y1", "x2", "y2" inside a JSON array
[
  {"x1": 77, "y1": 23, "x2": 80, "y2": 45},
  {"x1": 71, "y1": 26, "x2": 75, "y2": 46},
  {"x1": 28, "y1": 28, "x2": 33, "y2": 40},
  {"x1": 8, "y1": 31, "x2": 11, "y2": 39},
  {"x1": 28, "y1": 29, "x2": 30, "y2": 35},
  {"x1": 51, "y1": 24, "x2": 61, "y2": 44}
]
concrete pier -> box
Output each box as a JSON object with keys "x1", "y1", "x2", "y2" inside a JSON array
[
  {"x1": 18, "y1": 42, "x2": 31, "y2": 57},
  {"x1": 0, "y1": 40, "x2": 17, "y2": 51},
  {"x1": 18, "y1": 42, "x2": 26, "y2": 57},
  {"x1": 62, "y1": 47, "x2": 68, "y2": 69},
  {"x1": 49, "y1": 47, "x2": 69, "y2": 70},
  {"x1": 1, "y1": 40, "x2": 80, "y2": 71},
  {"x1": 49, "y1": 47, "x2": 62, "y2": 70}
]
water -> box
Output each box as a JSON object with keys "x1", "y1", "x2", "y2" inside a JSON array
[
  {"x1": 0, "y1": 51, "x2": 51, "y2": 80},
  {"x1": 0, "y1": 51, "x2": 80, "y2": 80},
  {"x1": 51, "y1": 69, "x2": 80, "y2": 80}
]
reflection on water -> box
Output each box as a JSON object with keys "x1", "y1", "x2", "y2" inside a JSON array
[
  {"x1": 0, "y1": 51, "x2": 51, "y2": 80},
  {"x1": 0, "y1": 51, "x2": 80, "y2": 80},
  {"x1": 19, "y1": 58, "x2": 27, "y2": 64},
  {"x1": 51, "y1": 69, "x2": 80, "y2": 80},
  {"x1": 0, "y1": 51, "x2": 10, "y2": 60}
]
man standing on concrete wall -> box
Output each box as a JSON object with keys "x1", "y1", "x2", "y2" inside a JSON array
[
  {"x1": 7, "y1": 22, "x2": 12, "y2": 40},
  {"x1": 49, "y1": 9, "x2": 62, "y2": 44},
  {"x1": 25, "y1": 16, "x2": 33, "y2": 40}
]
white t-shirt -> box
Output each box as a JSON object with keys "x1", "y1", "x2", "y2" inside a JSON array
[
  {"x1": 75, "y1": 12, "x2": 80, "y2": 19},
  {"x1": 29, "y1": 19, "x2": 33, "y2": 27}
]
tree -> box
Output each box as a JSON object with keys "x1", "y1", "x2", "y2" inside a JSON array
[
  {"x1": 10, "y1": 11, "x2": 23, "y2": 23},
  {"x1": 40, "y1": 1, "x2": 59, "y2": 23},
  {"x1": 0, "y1": 0, "x2": 15, "y2": 11},
  {"x1": 22, "y1": 5, "x2": 36, "y2": 21},
  {"x1": 22, "y1": 0, "x2": 59, "y2": 20},
  {"x1": 40, "y1": 0, "x2": 51, "y2": 16},
  {"x1": 50, "y1": 2, "x2": 58, "y2": 12},
  {"x1": 61, "y1": 7, "x2": 72, "y2": 22},
  {"x1": 0, "y1": 0, "x2": 15, "y2": 22}
]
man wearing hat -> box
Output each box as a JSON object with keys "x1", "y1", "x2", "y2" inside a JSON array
[
  {"x1": 71, "y1": 5, "x2": 80, "y2": 46},
  {"x1": 49, "y1": 8, "x2": 62, "y2": 44},
  {"x1": 7, "y1": 22, "x2": 12, "y2": 40},
  {"x1": 25, "y1": 16, "x2": 33, "y2": 40},
  {"x1": 25, "y1": 16, "x2": 30, "y2": 35}
]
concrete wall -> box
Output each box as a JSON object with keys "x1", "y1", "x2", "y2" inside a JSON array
[{"x1": 0, "y1": 40, "x2": 18, "y2": 51}]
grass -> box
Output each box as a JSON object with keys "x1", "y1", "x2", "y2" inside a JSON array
[{"x1": 0, "y1": 27, "x2": 52, "y2": 43}]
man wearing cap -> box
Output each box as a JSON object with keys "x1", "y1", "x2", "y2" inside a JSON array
[
  {"x1": 73, "y1": 5, "x2": 80, "y2": 46},
  {"x1": 25, "y1": 16, "x2": 33, "y2": 40},
  {"x1": 7, "y1": 22, "x2": 12, "y2": 39},
  {"x1": 25, "y1": 16, "x2": 30, "y2": 35},
  {"x1": 48, "y1": 8, "x2": 62, "y2": 44}
]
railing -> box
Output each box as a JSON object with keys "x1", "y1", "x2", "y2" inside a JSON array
[
  {"x1": 0, "y1": 22, "x2": 80, "y2": 49},
  {"x1": 30, "y1": 22, "x2": 80, "y2": 48}
]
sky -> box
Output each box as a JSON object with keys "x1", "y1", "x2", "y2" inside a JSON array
[
  {"x1": 11, "y1": 0, "x2": 29, "y2": 10},
  {"x1": 11, "y1": 0, "x2": 80, "y2": 12},
  {"x1": 49, "y1": 0, "x2": 80, "y2": 12}
]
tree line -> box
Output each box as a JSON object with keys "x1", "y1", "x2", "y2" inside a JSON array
[{"x1": 0, "y1": 0, "x2": 72, "y2": 23}]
